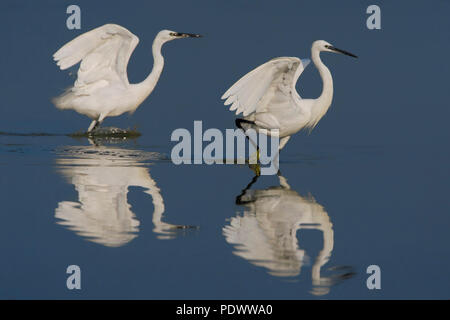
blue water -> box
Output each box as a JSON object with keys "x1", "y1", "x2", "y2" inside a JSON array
[
  {"x1": 0, "y1": 0, "x2": 449, "y2": 299},
  {"x1": 0, "y1": 135, "x2": 448, "y2": 299}
]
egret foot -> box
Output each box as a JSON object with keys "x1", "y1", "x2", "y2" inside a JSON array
[{"x1": 249, "y1": 163, "x2": 261, "y2": 176}]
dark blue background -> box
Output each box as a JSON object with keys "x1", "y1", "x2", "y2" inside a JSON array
[
  {"x1": 0, "y1": 0, "x2": 449, "y2": 299},
  {"x1": 0, "y1": 0, "x2": 448, "y2": 147}
]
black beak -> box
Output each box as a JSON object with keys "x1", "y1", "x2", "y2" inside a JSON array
[
  {"x1": 173, "y1": 32, "x2": 202, "y2": 38},
  {"x1": 326, "y1": 45, "x2": 358, "y2": 58}
]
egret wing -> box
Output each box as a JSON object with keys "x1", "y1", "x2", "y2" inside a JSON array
[
  {"x1": 53, "y1": 24, "x2": 139, "y2": 89},
  {"x1": 221, "y1": 57, "x2": 310, "y2": 116}
]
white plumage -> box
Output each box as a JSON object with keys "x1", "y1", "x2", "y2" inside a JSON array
[
  {"x1": 52, "y1": 24, "x2": 201, "y2": 132},
  {"x1": 223, "y1": 175, "x2": 335, "y2": 293},
  {"x1": 223, "y1": 57, "x2": 310, "y2": 117},
  {"x1": 222, "y1": 40, "x2": 357, "y2": 151},
  {"x1": 55, "y1": 145, "x2": 191, "y2": 246}
]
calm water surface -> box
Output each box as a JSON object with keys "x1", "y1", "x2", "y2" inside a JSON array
[{"x1": 0, "y1": 134, "x2": 448, "y2": 299}]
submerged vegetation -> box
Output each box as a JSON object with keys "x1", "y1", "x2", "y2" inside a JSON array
[{"x1": 69, "y1": 127, "x2": 142, "y2": 139}]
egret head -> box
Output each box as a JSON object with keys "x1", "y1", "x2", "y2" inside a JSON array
[
  {"x1": 313, "y1": 40, "x2": 357, "y2": 58},
  {"x1": 158, "y1": 30, "x2": 202, "y2": 42}
]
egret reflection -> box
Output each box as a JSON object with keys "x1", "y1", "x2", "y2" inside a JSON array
[
  {"x1": 223, "y1": 175, "x2": 354, "y2": 295},
  {"x1": 54, "y1": 143, "x2": 190, "y2": 246}
]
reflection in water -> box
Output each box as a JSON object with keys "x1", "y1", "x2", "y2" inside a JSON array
[
  {"x1": 223, "y1": 175, "x2": 354, "y2": 295},
  {"x1": 54, "y1": 143, "x2": 189, "y2": 247}
]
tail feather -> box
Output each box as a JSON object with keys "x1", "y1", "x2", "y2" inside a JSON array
[{"x1": 52, "y1": 88, "x2": 74, "y2": 110}]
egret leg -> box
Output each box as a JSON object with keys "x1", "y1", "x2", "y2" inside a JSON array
[
  {"x1": 235, "y1": 174, "x2": 260, "y2": 205},
  {"x1": 236, "y1": 118, "x2": 260, "y2": 164},
  {"x1": 87, "y1": 120, "x2": 98, "y2": 133},
  {"x1": 270, "y1": 136, "x2": 290, "y2": 175},
  {"x1": 98, "y1": 113, "x2": 106, "y2": 124},
  {"x1": 236, "y1": 119, "x2": 260, "y2": 150},
  {"x1": 249, "y1": 163, "x2": 261, "y2": 177},
  {"x1": 235, "y1": 118, "x2": 252, "y2": 130},
  {"x1": 87, "y1": 114, "x2": 106, "y2": 134}
]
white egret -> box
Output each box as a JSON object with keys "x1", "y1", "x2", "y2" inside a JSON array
[
  {"x1": 221, "y1": 40, "x2": 357, "y2": 151},
  {"x1": 55, "y1": 145, "x2": 193, "y2": 246},
  {"x1": 52, "y1": 24, "x2": 201, "y2": 133},
  {"x1": 224, "y1": 174, "x2": 354, "y2": 295}
]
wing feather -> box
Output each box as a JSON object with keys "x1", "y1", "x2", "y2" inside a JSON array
[
  {"x1": 53, "y1": 24, "x2": 139, "y2": 87},
  {"x1": 222, "y1": 57, "x2": 310, "y2": 116}
]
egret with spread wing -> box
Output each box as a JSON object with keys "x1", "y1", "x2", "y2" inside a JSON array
[
  {"x1": 53, "y1": 24, "x2": 201, "y2": 133},
  {"x1": 221, "y1": 40, "x2": 357, "y2": 151}
]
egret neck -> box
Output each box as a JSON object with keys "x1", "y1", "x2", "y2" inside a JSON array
[
  {"x1": 310, "y1": 47, "x2": 334, "y2": 127},
  {"x1": 133, "y1": 36, "x2": 166, "y2": 107}
]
